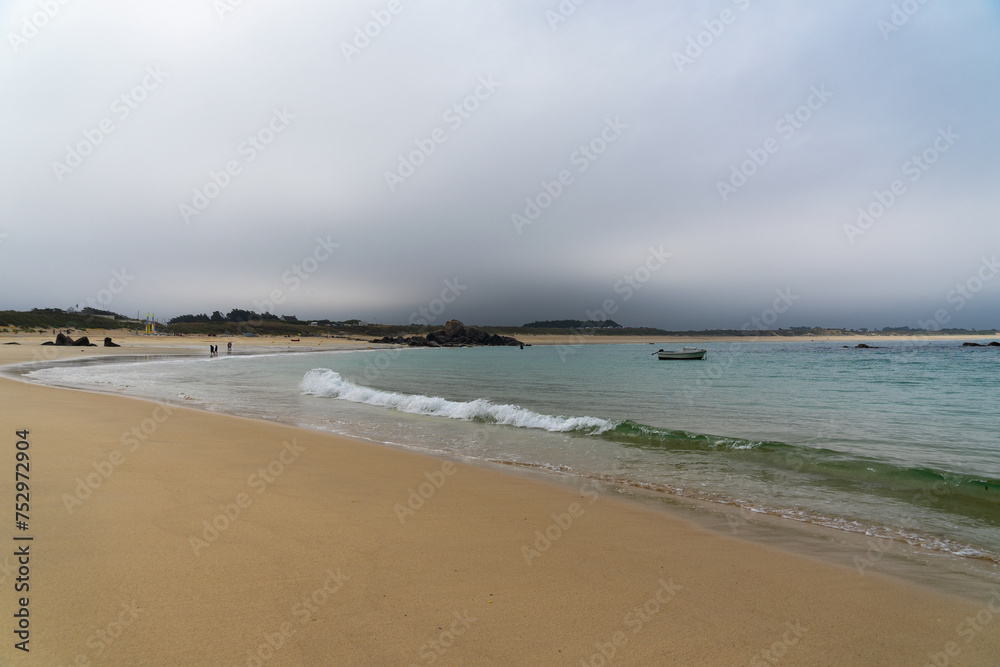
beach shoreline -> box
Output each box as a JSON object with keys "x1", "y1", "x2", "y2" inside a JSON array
[
  {"x1": 2, "y1": 338, "x2": 1000, "y2": 664},
  {"x1": 8, "y1": 344, "x2": 1000, "y2": 602},
  {"x1": 3, "y1": 328, "x2": 998, "y2": 354}
]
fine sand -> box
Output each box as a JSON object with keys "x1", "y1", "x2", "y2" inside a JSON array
[{"x1": 1, "y1": 339, "x2": 999, "y2": 665}]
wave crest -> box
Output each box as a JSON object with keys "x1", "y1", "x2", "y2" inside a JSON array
[{"x1": 300, "y1": 369, "x2": 615, "y2": 433}]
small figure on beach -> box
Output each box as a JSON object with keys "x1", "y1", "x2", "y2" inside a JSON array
[
  {"x1": 227, "y1": 342, "x2": 232, "y2": 353},
  {"x1": 210, "y1": 344, "x2": 217, "y2": 357}
]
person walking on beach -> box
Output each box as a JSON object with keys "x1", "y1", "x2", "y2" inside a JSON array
[{"x1": 227, "y1": 342, "x2": 232, "y2": 354}]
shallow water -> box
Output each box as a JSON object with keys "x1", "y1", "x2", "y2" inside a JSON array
[{"x1": 17, "y1": 340, "x2": 1000, "y2": 575}]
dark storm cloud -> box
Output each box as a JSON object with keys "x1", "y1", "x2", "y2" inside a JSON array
[{"x1": 1, "y1": 0, "x2": 998, "y2": 329}]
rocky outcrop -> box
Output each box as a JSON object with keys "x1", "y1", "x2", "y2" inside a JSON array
[
  {"x1": 104, "y1": 337, "x2": 121, "y2": 347},
  {"x1": 42, "y1": 334, "x2": 97, "y2": 347},
  {"x1": 372, "y1": 320, "x2": 524, "y2": 348},
  {"x1": 855, "y1": 343, "x2": 878, "y2": 349}
]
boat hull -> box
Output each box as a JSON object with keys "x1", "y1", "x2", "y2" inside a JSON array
[{"x1": 656, "y1": 349, "x2": 706, "y2": 360}]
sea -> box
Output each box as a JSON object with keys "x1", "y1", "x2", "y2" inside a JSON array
[{"x1": 13, "y1": 339, "x2": 1000, "y2": 590}]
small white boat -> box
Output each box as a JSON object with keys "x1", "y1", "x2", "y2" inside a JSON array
[{"x1": 655, "y1": 347, "x2": 706, "y2": 360}]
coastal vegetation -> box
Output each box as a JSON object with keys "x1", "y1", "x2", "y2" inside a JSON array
[{"x1": 0, "y1": 308, "x2": 995, "y2": 338}]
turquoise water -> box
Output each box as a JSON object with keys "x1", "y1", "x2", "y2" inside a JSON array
[{"x1": 17, "y1": 340, "x2": 1000, "y2": 567}]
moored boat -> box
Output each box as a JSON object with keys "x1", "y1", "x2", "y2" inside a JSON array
[{"x1": 655, "y1": 347, "x2": 706, "y2": 360}]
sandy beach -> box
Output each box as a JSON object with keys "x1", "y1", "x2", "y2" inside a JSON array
[{"x1": 1, "y1": 338, "x2": 999, "y2": 665}]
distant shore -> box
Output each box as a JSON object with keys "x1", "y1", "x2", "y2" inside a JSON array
[
  {"x1": 2, "y1": 329, "x2": 998, "y2": 356},
  {"x1": 517, "y1": 332, "x2": 1000, "y2": 345}
]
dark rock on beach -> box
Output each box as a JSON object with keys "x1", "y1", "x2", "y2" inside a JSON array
[
  {"x1": 104, "y1": 337, "x2": 121, "y2": 347},
  {"x1": 371, "y1": 320, "x2": 524, "y2": 348},
  {"x1": 42, "y1": 333, "x2": 97, "y2": 347}
]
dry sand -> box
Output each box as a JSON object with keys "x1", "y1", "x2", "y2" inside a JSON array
[{"x1": 0, "y1": 338, "x2": 998, "y2": 665}]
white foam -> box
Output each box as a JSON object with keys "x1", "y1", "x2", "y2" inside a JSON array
[{"x1": 300, "y1": 369, "x2": 615, "y2": 434}]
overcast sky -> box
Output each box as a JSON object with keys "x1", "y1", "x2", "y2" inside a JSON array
[{"x1": 2, "y1": 0, "x2": 998, "y2": 329}]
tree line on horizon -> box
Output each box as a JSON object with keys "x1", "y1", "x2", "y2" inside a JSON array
[
  {"x1": 168, "y1": 310, "x2": 363, "y2": 327},
  {"x1": 0, "y1": 308, "x2": 996, "y2": 336},
  {"x1": 523, "y1": 319, "x2": 622, "y2": 329}
]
